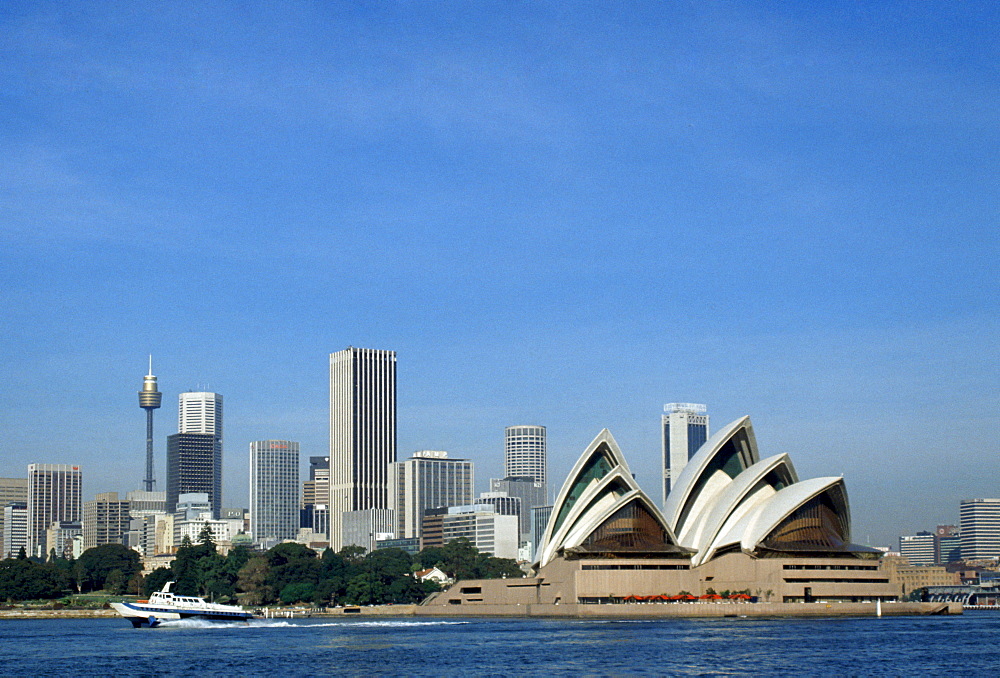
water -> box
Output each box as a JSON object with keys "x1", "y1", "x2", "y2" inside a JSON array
[{"x1": 2, "y1": 612, "x2": 998, "y2": 676}]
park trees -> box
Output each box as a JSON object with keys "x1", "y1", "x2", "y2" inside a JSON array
[{"x1": 74, "y1": 544, "x2": 141, "y2": 594}]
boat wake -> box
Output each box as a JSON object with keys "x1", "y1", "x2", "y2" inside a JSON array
[{"x1": 156, "y1": 618, "x2": 471, "y2": 629}]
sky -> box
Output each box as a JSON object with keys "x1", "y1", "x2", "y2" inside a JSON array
[{"x1": 1, "y1": 1, "x2": 996, "y2": 549}]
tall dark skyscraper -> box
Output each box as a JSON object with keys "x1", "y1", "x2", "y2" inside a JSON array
[
  {"x1": 329, "y1": 347, "x2": 396, "y2": 551},
  {"x1": 137, "y1": 357, "x2": 162, "y2": 492},
  {"x1": 166, "y1": 391, "x2": 223, "y2": 518}
]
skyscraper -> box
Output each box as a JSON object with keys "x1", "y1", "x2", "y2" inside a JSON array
[
  {"x1": 489, "y1": 476, "x2": 546, "y2": 540},
  {"x1": 166, "y1": 433, "x2": 222, "y2": 518},
  {"x1": 504, "y1": 425, "x2": 547, "y2": 486},
  {"x1": 329, "y1": 347, "x2": 397, "y2": 550},
  {"x1": 389, "y1": 450, "x2": 473, "y2": 540},
  {"x1": 960, "y1": 498, "x2": 1000, "y2": 560},
  {"x1": 27, "y1": 464, "x2": 82, "y2": 557},
  {"x1": 178, "y1": 391, "x2": 223, "y2": 437},
  {"x1": 167, "y1": 392, "x2": 223, "y2": 518},
  {"x1": 249, "y1": 440, "x2": 300, "y2": 543},
  {"x1": 138, "y1": 358, "x2": 162, "y2": 491},
  {"x1": 661, "y1": 403, "x2": 709, "y2": 506}
]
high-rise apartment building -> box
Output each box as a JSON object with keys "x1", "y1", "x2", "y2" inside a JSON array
[
  {"x1": 83, "y1": 492, "x2": 131, "y2": 550},
  {"x1": 661, "y1": 403, "x2": 709, "y2": 505},
  {"x1": 329, "y1": 347, "x2": 397, "y2": 551},
  {"x1": 504, "y1": 425, "x2": 547, "y2": 487},
  {"x1": 249, "y1": 440, "x2": 300, "y2": 543},
  {"x1": 27, "y1": 464, "x2": 82, "y2": 557},
  {"x1": 960, "y1": 499, "x2": 1000, "y2": 560},
  {"x1": 0, "y1": 478, "x2": 28, "y2": 548},
  {"x1": 389, "y1": 450, "x2": 473, "y2": 540},
  {"x1": 166, "y1": 433, "x2": 222, "y2": 518}
]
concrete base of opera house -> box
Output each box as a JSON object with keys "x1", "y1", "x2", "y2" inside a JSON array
[{"x1": 410, "y1": 600, "x2": 962, "y2": 618}]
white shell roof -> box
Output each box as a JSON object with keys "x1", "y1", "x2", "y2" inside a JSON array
[{"x1": 662, "y1": 416, "x2": 759, "y2": 536}]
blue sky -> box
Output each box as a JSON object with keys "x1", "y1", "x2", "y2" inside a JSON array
[{"x1": 1, "y1": 1, "x2": 996, "y2": 548}]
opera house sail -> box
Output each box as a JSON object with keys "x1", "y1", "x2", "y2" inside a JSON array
[{"x1": 425, "y1": 416, "x2": 920, "y2": 613}]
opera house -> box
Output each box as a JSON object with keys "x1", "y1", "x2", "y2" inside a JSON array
[{"x1": 424, "y1": 416, "x2": 914, "y2": 614}]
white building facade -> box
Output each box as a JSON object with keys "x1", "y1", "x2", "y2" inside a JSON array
[
  {"x1": 27, "y1": 464, "x2": 82, "y2": 557},
  {"x1": 661, "y1": 403, "x2": 709, "y2": 505},
  {"x1": 329, "y1": 347, "x2": 397, "y2": 551}
]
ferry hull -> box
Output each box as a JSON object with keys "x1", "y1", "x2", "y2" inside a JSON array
[{"x1": 111, "y1": 602, "x2": 253, "y2": 627}]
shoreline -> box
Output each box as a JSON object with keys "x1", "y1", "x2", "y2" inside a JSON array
[{"x1": 0, "y1": 601, "x2": 963, "y2": 620}]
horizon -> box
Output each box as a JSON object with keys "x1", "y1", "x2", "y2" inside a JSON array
[{"x1": 2, "y1": 2, "x2": 996, "y2": 550}]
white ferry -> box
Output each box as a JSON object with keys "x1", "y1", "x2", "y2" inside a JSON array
[{"x1": 111, "y1": 581, "x2": 254, "y2": 627}]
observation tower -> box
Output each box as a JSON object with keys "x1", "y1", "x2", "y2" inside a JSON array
[{"x1": 138, "y1": 357, "x2": 162, "y2": 491}]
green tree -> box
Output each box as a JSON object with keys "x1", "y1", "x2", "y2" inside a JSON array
[
  {"x1": 74, "y1": 544, "x2": 141, "y2": 593},
  {"x1": 279, "y1": 582, "x2": 316, "y2": 604},
  {"x1": 0, "y1": 559, "x2": 68, "y2": 601},
  {"x1": 236, "y1": 556, "x2": 272, "y2": 606},
  {"x1": 344, "y1": 572, "x2": 386, "y2": 605},
  {"x1": 437, "y1": 538, "x2": 479, "y2": 580}
]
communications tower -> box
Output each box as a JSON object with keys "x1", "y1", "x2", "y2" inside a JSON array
[{"x1": 138, "y1": 357, "x2": 162, "y2": 491}]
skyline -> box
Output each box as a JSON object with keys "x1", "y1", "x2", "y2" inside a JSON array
[{"x1": 1, "y1": 2, "x2": 997, "y2": 550}]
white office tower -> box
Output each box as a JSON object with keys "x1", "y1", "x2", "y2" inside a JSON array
[
  {"x1": 504, "y1": 425, "x2": 547, "y2": 485},
  {"x1": 27, "y1": 464, "x2": 82, "y2": 557},
  {"x1": 249, "y1": 440, "x2": 301, "y2": 543},
  {"x1": 2, "y1": 502, "x2": 28, "y2": 559},
  {"x1": 329, "y1": 347, "x2": 397, "y2": 551},
  {"x1": 179, "y1": 391, "x2": 223, "y2": 436},
  {"x1": 960, "y1": 499, "x2": 1000, "y2": 560},
  {"x1": 389, "y1": 451, "x2": 473, "y2": 540},
  {"x1": 899, "y1": 533, "x2": 936, "y2": 566},
  {"x1": 661, "y1": 403, "x2": 709, "y2": 506}
]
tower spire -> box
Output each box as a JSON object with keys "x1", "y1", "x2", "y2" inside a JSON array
[{"x1": 139, "y1": 357, "x2": 162, "y2": 492}]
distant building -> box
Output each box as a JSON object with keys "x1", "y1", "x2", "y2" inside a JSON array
[
  {"x1": 489, "y1": 476, "x2": 545, "y2": 541},
  {"x1": 530, "y1": 505, "x2": 553, "y2": 558},
  {"x1": 249, "y1": 440, "x2": 300, "y2": 543},
  {"x1": 2, "y1": 502, "x2": 28, "y2": 558},
  {"x1": 342, "y1": 508, "x2": 394, "y2": 554},
  {"x1": 166, "y1": 433, "x2": 222, "y2": 518},
  {"x1": 46, "y1": 520, "x2": 82, "y2": 559},
  {"x1": 375, "y1": 537, "x2": 421, "y2": 555},
  {"x1": 0, "y1": 478, "x2": 28, "y2": 548},
  {"x1": 125, "y1": 490, "x2": 166, "y2": 517},
  {"x1": 476, "y1": 492, "x2": 521, "y2": 524},
  {"x1": 936, "y1": 525, "x2": 961, "y2": 565},
  {"x1": 389, "y1": 451, "x2": 473, "y2": 540},
  {"x1": 426, "y1": 504, "x2": 519, "y2": 560},
  {"x1": 27, "y1": 464, "x2": 82, "y2": 557},
  {"x1": 504, "y1": 425, "x2": 547, "y2": 489},
  {"x1": 960, "y1": 499, "x2": 1000, "y2": 560},
  {"x1": 329, "y1": 347, "x2": 397, "y2": 551},
  {"x1": 178, "y1": 391, "x2": 223, "y2": 437},
  {"x1": 882, "y1": 555, "x2": 960, "y2": 597},
  {"x1": 899, "y1": 532, "x2": 936, "y2": 566},
  {"x1": 83, "y1": 492, "x2": 131, "y2": 550},
  {"x1": 662, "y1": 403, "x2": 709, "y2": 505}
]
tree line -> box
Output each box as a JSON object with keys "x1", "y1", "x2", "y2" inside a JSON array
[{"x1": 0, "y1": 530, "x2": 521, "y2": 605}]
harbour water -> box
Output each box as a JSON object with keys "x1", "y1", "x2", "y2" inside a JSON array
[{"x1": 2, "y1": 612, "x2": 998, "y2": 676}]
